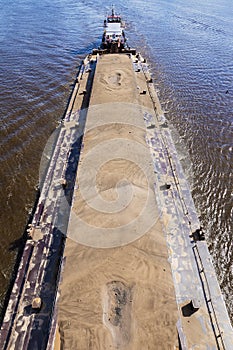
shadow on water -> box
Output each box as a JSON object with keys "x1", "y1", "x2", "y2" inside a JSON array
[
  {"x1": 9, "y1": 237, "x2": 26, "y2": 253},
  {"x1": 0, "y1": 187, "x2": 41, "y2": 327}
]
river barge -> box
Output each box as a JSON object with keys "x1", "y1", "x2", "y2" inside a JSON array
[{"x1": 0, "y1": 10, "x2": 233, "y2": 350}]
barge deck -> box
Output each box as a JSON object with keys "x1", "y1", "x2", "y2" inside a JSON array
[{"x1": 0, "y1": 51, "x2": 232, "y2": 349}]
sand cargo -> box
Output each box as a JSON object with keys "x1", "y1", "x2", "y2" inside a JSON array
[{"x1": 0, "y1": 10, "x2": 233, "y2": 350}]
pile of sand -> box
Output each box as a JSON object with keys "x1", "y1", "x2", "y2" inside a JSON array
[{"x1": 57, "y1": 54, "x2": 178, "y2": 349}]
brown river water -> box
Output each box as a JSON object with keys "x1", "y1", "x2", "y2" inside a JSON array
[{"x1": 0, "y1": 0, "x2": 232, "y2": 323}]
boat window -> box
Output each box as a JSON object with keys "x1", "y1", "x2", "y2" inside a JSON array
[{"x1": 107, "y1": 16, "x2": 121, "y2": 23}]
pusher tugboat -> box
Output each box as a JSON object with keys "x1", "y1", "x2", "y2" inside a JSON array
[{"x1": 101, "y1": 7, "x2": 127, "y2": 53}]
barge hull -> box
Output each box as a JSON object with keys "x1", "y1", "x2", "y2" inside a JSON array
[{"x1": 0, "y1": 51, "x2": 232, "y2": 349}]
